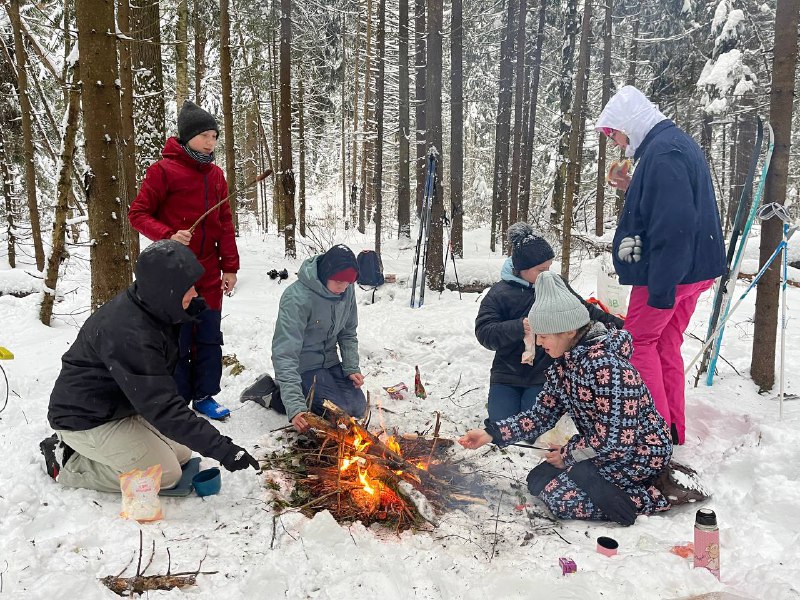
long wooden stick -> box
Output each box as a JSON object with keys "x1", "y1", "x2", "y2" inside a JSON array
[{"x1": 188, "y1": 169, "x2": 272, "y2": 233}]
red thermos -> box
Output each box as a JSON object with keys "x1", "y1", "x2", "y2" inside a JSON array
[{"x1": 694, "y1": 508, "x2": 720, "y2": 580}]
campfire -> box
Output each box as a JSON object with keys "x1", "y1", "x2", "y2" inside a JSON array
[{"x1": 264, "y1": 400, "x2": 485, "y2": 531}]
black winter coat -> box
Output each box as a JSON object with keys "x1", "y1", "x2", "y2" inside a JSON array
[
  {"x1": 47, "y1": 241, "x2": 235, "y2": 463},
  {"x1": 475, "y1": 264, "x2": 624, "y2": 387}
]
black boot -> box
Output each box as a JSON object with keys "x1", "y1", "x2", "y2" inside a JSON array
[
  {"x1": 567, "y1": 461, "x2": 638, "y2": 526},
  {"x1": 39, "y1": 434, "x2": 74, "y2": 480},
  {"x1": 526, "y1": 462, "x2": 562, "y2": 495}
]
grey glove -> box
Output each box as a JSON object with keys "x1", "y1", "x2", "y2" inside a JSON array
[{"x1": 617, "y1": 235, "x2": 642, "y2": 263}]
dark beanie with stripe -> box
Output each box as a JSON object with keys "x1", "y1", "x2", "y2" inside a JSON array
[
  {"x1": 317, "y1": 244, "x2": 359, "y2": 285},
  {"x1": 177, "y1": 100, "x2": 219, "y2": 145}
]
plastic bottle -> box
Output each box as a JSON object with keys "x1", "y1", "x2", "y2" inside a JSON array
[{"x1": 694, "y1": 508, "x2": 720, "y2": 579}]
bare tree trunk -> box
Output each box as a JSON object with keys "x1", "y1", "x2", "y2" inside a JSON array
[
  {"x1": 359, "y1": 0, "x2": 374, "y2": 234},
  {"x1": 76, "y1": 0, "x2": 133, "y2": 308},
  {"x1": 518, "y1": 0, "x2": 547, "y2": 223},
  {"x1": 595, "y1": 0, "x2": 612, "y2": 236},
  {"x1": 350, "y1": 6, "x2": 361, "y2": 227},
  {"x1": 414, "y1": 0, "x2": 426, "y2": 217},
  {"x1": 616, "y1": 13, "x2": 638, "y2": 217},
  {"x1": 176, "y1": 0, "x2": 189, "y2": 109},
  {"x1": 728, "y1": 99, "x2": 756, "y2": 231},
  {"x1": 193, "y1": 0, "x2": 207, "y2": 103},
  {"x1": 279, "y1": 0, "x2": 296, "y2": 258},
  {"x1": 490, "y1": 0, "x2": 517, "y2": 252},
  {"x1": 130, "y1": 0, "x2": 166, "y2": 177},
  {"x1": 298, "y1": 77, "x2": 307, "y2": 238},
  {"x1": 551, "y1": 0, "x2": 578, "y2": 227},
  {"x1": 560, "y1": 0, "x2": 591, "y2": 279},
  {"x1": 397, "y1": 0, "x2": 411, "y2": 239},
  {"x1": 41, "y1": 64, "x2": 80, "y2": 325},
  {"x1": 117, "y1": 0, "x2": 140, "y2": 263},
  {"x1": 8, "y1": 0, "x2": 45, "y2": 271},
  {"x1": 219, "y1": 0, "x2": 238, "y2": 233},
  {"x1": 425, "y1": 0, "x2": 444, "y2": 291},
  {"x1": 341, "y1": 13, "x2": 347, "y2": 219},
  {"x1": 751, "y1": 0, "x2": 799, "y2": 390},
  {"x1": 243, "y1": 103, "x2": 259, "y2": 214},
  {"x1": 0, "y1": 126, "x2": 15, "y2": 268},
  {"x1": 269, "y1": 16, "x2": 282, "y2": 227},
  {"x1": 449, "y1": 0, "x2": 463, "y2": 257},
  {"x1": 373, "y1": 0, "x2": 385, "y2": 254},
  {"x1": 508, "y1": 0, "x2": 527, "y2": 226}
]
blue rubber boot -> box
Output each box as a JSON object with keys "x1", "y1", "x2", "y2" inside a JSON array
[{"x1": 193, "y1": 397, "x2": 231, "y2": 420}]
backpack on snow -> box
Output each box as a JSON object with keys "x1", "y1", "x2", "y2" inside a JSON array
[{"x1": 356, "y1": 250, "x2": 385, "y2": 287}]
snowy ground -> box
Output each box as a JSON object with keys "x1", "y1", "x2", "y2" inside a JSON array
[{"x1": 1, "y1": 221, "x2": 799, "y2": 600}]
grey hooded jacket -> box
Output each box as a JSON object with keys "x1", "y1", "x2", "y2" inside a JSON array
[{"x1": 271, "y1": 255, "x2": 361, "y2": 419}]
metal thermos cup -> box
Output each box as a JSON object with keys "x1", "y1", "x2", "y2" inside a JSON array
[{"x1": 694, "y1": 508, "x2": 720, "y2": 580}]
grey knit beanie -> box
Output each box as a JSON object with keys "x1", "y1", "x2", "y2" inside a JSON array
[
  {"x1": 529, "y1": 271, "x2": 590, "y2": 334},
  {"x1": 508, "y1": 222, "x2": 555, "y2": 272},
  {"x1": 177, "y1": 100, "x2": 219, "y2": 144}
]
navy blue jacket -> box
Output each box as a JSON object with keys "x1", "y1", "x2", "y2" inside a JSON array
[
  {"x1": 613, "y1": 120, "x2": 725, "y2": 309},
  {"x1": 475, "y1": 259, "x2": 624, "y2": 387}
]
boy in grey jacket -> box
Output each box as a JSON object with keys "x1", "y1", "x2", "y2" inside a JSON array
[{"x1": 272, "y1": 245, "x2": 366, "y2": 432}]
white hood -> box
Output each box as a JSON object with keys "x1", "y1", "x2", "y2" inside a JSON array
[{"x1": 595, "y1": 85, "x2": 668, "y2": 158}]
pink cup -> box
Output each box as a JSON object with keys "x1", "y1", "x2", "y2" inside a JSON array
[{"x1": 597, "y1": 536, "x2": 619, "y2": 557}]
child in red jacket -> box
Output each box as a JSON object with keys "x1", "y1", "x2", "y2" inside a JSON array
[{"x1": 129, "y1": 100, "x2": 239, "y2": 420}]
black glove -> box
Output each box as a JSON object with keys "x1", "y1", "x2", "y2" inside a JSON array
[{"x1": 221, "y1": 445, "x2": 259, "y2": 472}]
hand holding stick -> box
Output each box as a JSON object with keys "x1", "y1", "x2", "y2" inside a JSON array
[{"x1": 188, "y1": 169, "x2": 272, "y2": 233}]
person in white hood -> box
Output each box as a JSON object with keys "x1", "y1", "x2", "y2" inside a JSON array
[{"x1": 594, "y1": 86, "x2": 726, "y2": 445}]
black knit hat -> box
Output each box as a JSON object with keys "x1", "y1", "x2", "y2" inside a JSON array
[
  {"x1": 177, "y1": 100, "x2": 219, "y2": 144},
  {"x1": 508, "y1": 222, "x2": 555, "y2": 272},
  {"x1": 317, "y1": 244, "x2": 359, "y2": 285}
]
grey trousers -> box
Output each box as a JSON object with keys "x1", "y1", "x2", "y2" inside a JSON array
[{"x1": 56, "y1": 415, "x2": 192, "y2": 493}]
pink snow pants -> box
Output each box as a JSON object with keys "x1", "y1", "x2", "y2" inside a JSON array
[{"x1": 624, "y1": 280, "x2": 714, "y2": 444}]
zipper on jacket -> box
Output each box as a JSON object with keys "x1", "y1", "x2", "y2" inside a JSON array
[{"x1": 199, "y1": 173, "x2": 208, "y2": 255}]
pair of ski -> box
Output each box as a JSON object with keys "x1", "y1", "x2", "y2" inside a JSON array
[
  {"x1": 691, "y1": 118, "x2": 774, "y2": 385},
  {"x1": 410, "y1": 149, "x2": 438, "y2": 308}
]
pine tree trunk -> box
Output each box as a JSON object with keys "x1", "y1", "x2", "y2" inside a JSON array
[
  {"x1": 560, "y1": 0, "x2": 591, "y2": 279},
  {"x1": 8, "y1": 0, "x2": 45, "y2": 271},
  {"x1": 279, "y1": 0, "x2": 296, "y2": 258},
  {"x1": 117, "y1": 0, "x2": 140, "y2": 264},
  {"x1": 728, "y1": 99, "x2": 756, "y2": 232},
  {"x1": 350, "y1": 7, "x2": 361, "y2": 227},
  {"x1": 298, "y1": 77, "x2": 307, "y2": 238},
  {"x1": 595, "y1": 0, "x2": 612, "y2": 236},
  {"x1": 243, "y1": 103, "x2": 259, "y2": 214},
  {"x1": 0, "y1": 126, "x2": 15, "y2": 268},
  {"x1": 425, "y1": 0, "x2": 444, "y2": 291},
  {"x1": 449, "y1": 0, "x2": 463, "y2": 257},
  {"x1": 750, "y1": 1, "x2": 800, "y2": 390},
  {"x1": 41, "y1": 63, "x2": 80, "y2": 325},
  {"x1": 76, "y1": 0, "x2": 133, "y2": 309},
  {"x1": 518, "y1": 0, "x2": 547, "y2": 223},
  {"x1": 359, "y1": 0, "x2": 374, "y2": 234},
  {"x1": 269, "y1": 21, "x2": 282, "y2": 227},
  {"x1": 176, "y1": 0, "x2": 189, "y2": 110},
  {"x1": 616, "y1": 14, "x2": 638, "y2": 217},
  {"x1": 373, "y1": 0, "x2": 385, "y2": 254},
  {"x1": 397, "y1": 0, "x2": 411, "y2": 239},
  {"x1": 219, "y1": 0, "x2": 238, "y2": 233},
  {"x1": 508, "y1": 0, "x2": 527, "y2": 227},
  {"x1": 551, "y1": 0, "x2": 578, "y2": 227},
  {"x1": 193, "y1": 0, "x2": 207, "y2": 103},
  {"x1": 490, "y1": 0, "x2": 517, "y2": 252},
  {"x1": 341, "y1": 14, "x2": 347, "y2": 219},
  {"x1": 414, "y1": 0, "x2": 426, "y2": 218},
  {"x1": 130, "y1": 0, "x2": 166, "y2": 178}
]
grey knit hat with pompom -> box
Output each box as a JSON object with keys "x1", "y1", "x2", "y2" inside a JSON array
[
  {"x1": 508, "y1": 222, "x2": 555, "y2": 272},
  {"x1": 528, "y1": 271, "x2": 590, "y2": 334}
]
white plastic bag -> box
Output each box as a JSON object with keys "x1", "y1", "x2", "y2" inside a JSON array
[{"x1": 597, "y1": 263, "x2": 631, "y2": 318}]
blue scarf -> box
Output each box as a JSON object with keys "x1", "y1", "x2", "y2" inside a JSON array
[{"x1": 182, "y1": 144, "x2": 215, "y2": 164}]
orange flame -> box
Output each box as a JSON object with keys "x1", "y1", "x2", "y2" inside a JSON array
[
  {"x1": 358, "y1": 466, "x2": 378, "y2": 495},
  {"x1": 386, "y1": 436, "x2": 402, "y2": 456}
]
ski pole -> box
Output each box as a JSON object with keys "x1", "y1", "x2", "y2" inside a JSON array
[{"x1": 189, "y1": 169, "x2": 272, "y2": 233}]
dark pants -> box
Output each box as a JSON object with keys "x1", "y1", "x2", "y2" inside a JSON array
[
  {"x1": 175, "y1": 309, "x2": 223, "y2": 402},
  {"x1": 301, "y1": 364, "x2": 367, "y2": 418},
  {"x1": 487, "y1": 383, "x2": 544, "y2": 422}
]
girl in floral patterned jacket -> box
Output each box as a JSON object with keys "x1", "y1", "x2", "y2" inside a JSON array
[{"x1": 460, "y1": 271, "x2": 673, "y2": 525}]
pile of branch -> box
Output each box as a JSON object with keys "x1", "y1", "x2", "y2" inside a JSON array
[{"x1": 264, "y1": 401, "x2": 485, "y2": 531}]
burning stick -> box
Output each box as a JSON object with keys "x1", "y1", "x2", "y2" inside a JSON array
[{"x1": 188, "y1": 170, "x2": 271, "y2": 233}]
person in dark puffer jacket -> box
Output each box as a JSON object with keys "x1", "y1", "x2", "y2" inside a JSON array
[
  {"x1": 596, "y1": 86, "x2": 726, "y2": 445},
  {"x1": 42, "y1": 241, "x2": 257, "y2": 492},
  {"x1": 475, "y1": 222, "x2": 623, "y2": 422},
  {"x1": 461, "y1": 271, "x2": 673, "y2": 525}
]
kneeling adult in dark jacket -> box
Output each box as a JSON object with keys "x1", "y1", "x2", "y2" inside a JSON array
[{"x1": 43, "y1": 240, "x2": 257, "y2": 492}]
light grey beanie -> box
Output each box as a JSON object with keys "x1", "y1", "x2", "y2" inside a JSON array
[{"x1": 529, "y1": 271, "x2": 590, "y2": 334}]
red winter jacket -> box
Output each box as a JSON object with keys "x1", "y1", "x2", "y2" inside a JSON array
[{"x1": 129, "y1": 137, "x2": 239, "y2": 310}]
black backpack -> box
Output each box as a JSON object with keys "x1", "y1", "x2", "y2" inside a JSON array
[{"x1": 356, "y1": 250, "x2": 385, "y2": 287}]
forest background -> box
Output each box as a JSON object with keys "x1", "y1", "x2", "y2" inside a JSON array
[{"x1": 0, "y1": 0, "x2": 799, "y2": 391}]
